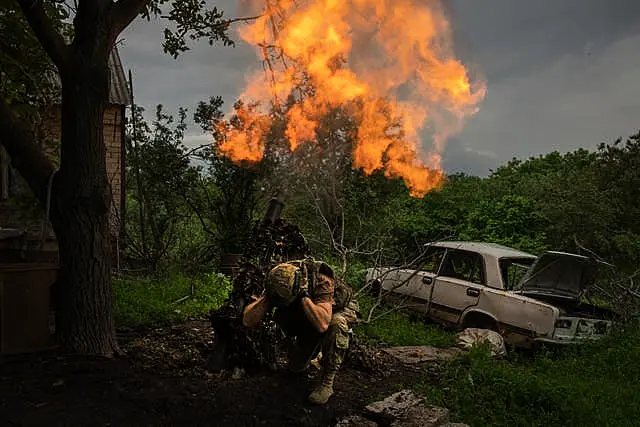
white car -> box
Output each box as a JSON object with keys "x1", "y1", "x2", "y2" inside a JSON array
[{"x1": 365, "y1": 241, "x2": 615, "y2": 347}]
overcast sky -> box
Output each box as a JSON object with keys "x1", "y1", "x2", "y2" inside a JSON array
[{"x1": 119, "y1": 0, "x2": 640, "y2": 176}]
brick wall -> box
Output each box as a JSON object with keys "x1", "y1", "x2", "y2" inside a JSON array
[
  {"x1": 0, "y1": 104, "x2": 125, "y2": 250},
  {"x1": 104, "y1": 106, "x2": 124, "y2": 230}
]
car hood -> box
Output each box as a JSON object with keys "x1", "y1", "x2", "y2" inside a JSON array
[{"x1": 515, "y1": 251, "x2": 611, "y2": 300}]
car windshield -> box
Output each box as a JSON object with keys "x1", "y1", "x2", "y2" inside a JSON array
[{"x1": 500, "y1": 258, "x2": 535, "y2": 290}]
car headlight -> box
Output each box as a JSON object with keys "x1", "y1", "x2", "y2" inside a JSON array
[
  {"x1": 576, "y1": 319, "x2": 590, "y2": 334},
  {"x1": 555, "y1": 319, "x2": 572, "y2": 329}
]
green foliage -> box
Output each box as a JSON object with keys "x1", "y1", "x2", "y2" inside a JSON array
[
  {"x1": 113, "y1": 272, "x2": 232, "y2": 327},
  {"x1": 199, "y1": 155, "x2": 260, "y2": 254},
  {"x1": 462, "y1": 195, "x2": 549, "y2": 254},
  {"x1": 391, "y1": 174, "x2": 486, "y2": 249},
  {"x1": 124, "y1": 99, "x2": 265, "y2": 272},
  {"x1": 342, "y1": 132, "x2": 640, "y2": 273},
  {"x1": 152, "y1": 1, "x2": 235, "y2": 58},
  {"x1": 193, "y1": 98, "x2": 262, "y2": 255},
  {"x1": 590, "y1": 135, "x2": 640, "y2": 269},
  {"x1": 125, "y1": 104, "x2": 212, "y2": 272},
  {"x1": 343, "y1": 261, "x2": 368, "y2": 290},
  {"x1": 0, "y1": 0, "x2": 70, "y2": 110},
  {"x1": 475, "y1": 135, "x2": 640, "y2": 271},
  {"x1": 415, "y1": 327, "x2": 640, "y2": 426}
]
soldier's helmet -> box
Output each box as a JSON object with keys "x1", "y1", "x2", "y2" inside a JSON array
[{"x1": 265, "y1": 263, "x2": 301, "y2": 307}]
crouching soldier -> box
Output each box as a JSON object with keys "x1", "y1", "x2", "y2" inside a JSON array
[{"x1": 242, "y1": 258, "x2": 358, "y2": 404}]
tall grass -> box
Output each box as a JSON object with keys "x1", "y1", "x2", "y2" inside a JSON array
[
  {"x1": 356, "y1": 294, "x2": 457, "y2": 347},
  {"x1": 415, "y1": 326, "x2": 640, "y2": 426},
  {"x1": 112, "y1": 272, "x2": 232, "y2": 327}
]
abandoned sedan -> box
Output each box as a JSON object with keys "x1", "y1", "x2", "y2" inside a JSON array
[{"x1": 365, "y1": 241, "x2": 615, "y2": 347}]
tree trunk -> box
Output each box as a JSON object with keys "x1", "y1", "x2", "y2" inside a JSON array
[
  {"x1": 0, "y1": 0, "x2": 154, "y2": 357},
  {"x1": 49, "y1": 42, "x2": 118, "y2": 356}
]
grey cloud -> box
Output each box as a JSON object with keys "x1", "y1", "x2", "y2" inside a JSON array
[
  {"x1": 451, "y1": 0, "x2": 640, "y2": 81},
  {"x1": 117, "y1": 0, "x2": 640, "y2": 175},
  {"x1": 119, "y1": 0, "x2": 258, "y2": 127},
  {"x1": 453, "y1": 32, "x2": 640, "y2": 165},
  {"x1": 441, "y1": 137, "x2": 500, "y2": 177}
]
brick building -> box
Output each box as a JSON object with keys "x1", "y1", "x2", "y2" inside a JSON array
[{"x1": 0, "y1": 46, "x2": 131, "y2": 261}]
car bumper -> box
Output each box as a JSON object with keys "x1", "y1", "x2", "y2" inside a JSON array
[{"x1": 533, "y1": 334, "x2": 607, "y2": 346}]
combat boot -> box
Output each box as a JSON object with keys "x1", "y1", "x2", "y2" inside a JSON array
[{"x1": 308, "y1": 369, "x2": 336, "y2": 404}]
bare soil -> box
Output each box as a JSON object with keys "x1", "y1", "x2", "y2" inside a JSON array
[{"x1": 0, "y1": 321, "x2": 429, "y2": 427}]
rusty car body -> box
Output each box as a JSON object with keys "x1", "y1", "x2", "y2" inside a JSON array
[{"x1": 365, "y1": 241, "x2": 615, "y2": 347}]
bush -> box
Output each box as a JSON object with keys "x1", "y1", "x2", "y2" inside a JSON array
[
  {"x1": 415, "y1": 326, "x2": 640, "y2": 426},
  {"x1": 113, "y1": 272, "x2": 232, "y2": 327}
]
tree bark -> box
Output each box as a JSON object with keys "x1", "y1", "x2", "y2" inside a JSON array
[
  {"x1": 2, "y1": 0, "x2": 155, "y2": 357},
  {"x1": 0, "y1": 99, "x2": 55, "y2": 202},
  {"x1": 48, "y1": 36, "x2": 118, "y2": 356},
  {"x1": 15, "y1": 0, "x2": 70, "y2": 68}
]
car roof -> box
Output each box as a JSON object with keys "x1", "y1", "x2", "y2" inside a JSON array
[{"x1": 427, "y1": 241, "x2": 537, "y2": 259}]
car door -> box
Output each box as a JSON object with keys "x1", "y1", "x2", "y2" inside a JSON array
[
  {"x1": 427, "y1": 248, "x2": 485, "y2": 325},
  {"x1": 381, "y1": 246, "x2": 446, "y2": 313}
]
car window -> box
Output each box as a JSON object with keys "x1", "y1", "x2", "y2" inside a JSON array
[
  {"x1": 422, "y1": 246, "x2": 446, "y2": 273},
  {"x1": 439, "y1": 249, "x2": 485, "y2": 285},
  {"x1": 500, "y1": 258, "x2": 534, "y2": 290}
]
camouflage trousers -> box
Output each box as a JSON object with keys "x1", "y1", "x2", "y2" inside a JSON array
[{"x1": 275, "y1": 300, "x2": 359, "y2": 375}]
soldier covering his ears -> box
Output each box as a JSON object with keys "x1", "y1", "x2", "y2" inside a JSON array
[{"x1": 242, "y1": 258, "x2": 359, "y2": 404}]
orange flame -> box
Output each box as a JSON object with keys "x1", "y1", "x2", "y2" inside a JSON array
[{"x1": 219, "y1": 0, "x2": 486, "y2": 197}]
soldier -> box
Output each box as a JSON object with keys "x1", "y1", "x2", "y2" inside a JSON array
[{"x1": 242, "y1": 258, "x2": 358, "y2": 404}]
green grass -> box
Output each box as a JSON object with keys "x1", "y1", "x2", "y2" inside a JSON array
[
  {"x1": 113, "y1": 272, "x2": 232, "y2": 327},
  {"x1": 356, "y1": 294, "x2": 457, "y2": 348},
  {"x1": 112, "y1": 264, "x2": 640, "y2": 427},
  {"x1": 340, "y1": 264, "x2": 457, "y2": 348},
  {"x1": 414, "y1": 327, "x2": 640, "y2": 427},
  {"x1": 343, "y1": 266, "x2": 640, "y2": 426}
]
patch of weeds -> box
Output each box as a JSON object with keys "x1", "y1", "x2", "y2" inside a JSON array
[
  {"x1": 344, "y1": 262, "x2": 368, "y2": 291},
  {"x1": 113, "y1": 272, "x2": 232, "y2": 327},
  {"x1": 414, "y1": 327, "x2": 640, "y2": 426},
  {"x1": 355, "y1": 295, "x2": 456, "y2": 348}
]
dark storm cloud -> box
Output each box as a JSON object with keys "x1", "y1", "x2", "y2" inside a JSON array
[
  {"x1": 118, "y1": 0, "x2": 640, "y2": 175},
  {"x1": 450, "y1": 0, "x2": 640, "y2": 80},
  {"x1": 119, "y1": 0, "x2": 257, "y2": 124},
  {"x1": 440, "y1": 137, "x2": 500, "y2": 177},
  {"x1": 441, "y1": 0, "x2": 640, "y2": 172}
]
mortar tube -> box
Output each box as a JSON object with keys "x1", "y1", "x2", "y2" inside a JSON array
[{"x1": 262, "y1": 194, "x2": 285, "y2": 227}]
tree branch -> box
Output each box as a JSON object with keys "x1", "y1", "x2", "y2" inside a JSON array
[
  {"x1": 16, "y1": 0, "x2": 70, "y2": 69},
  {"x1": 109, "y1": 0, "x2": 152, "y2": 37},
  {"x1": 179, "y1": 143, "x2": 210, "y2": 160},
  {"x1": 0, "y1": 98, "x2": 55, "y2": 204}
]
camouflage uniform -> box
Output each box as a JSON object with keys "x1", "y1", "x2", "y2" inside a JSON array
[{"x1": 270, "y1": 269, "x2": 359, "y2": 403}]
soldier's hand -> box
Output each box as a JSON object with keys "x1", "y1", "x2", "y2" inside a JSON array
[
  {"x1": 298, "y1": 278, "x2": 310, "y2": 300},
  {"x1": 300, "y1": 288, "x2": 311, "y2": 300}
]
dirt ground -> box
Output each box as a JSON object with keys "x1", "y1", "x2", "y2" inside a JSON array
[{"x1": 0, "y1": 321, "x2": 430, "y2": 427}]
